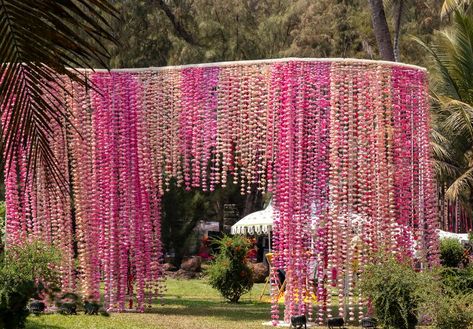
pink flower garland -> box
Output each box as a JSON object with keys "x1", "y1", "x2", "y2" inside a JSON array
[{"x1": 2, "y1": 59, "x2": 436, "y2": 323}]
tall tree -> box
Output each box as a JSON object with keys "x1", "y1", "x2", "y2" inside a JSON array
[{"x1": 367, "y1": 0, "x2": 396, "y2": 60}]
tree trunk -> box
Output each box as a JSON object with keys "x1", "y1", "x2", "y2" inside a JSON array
[
  {"x1": 367, "y1": 0, "x2": 395, "y2": 61},
  {"x1": 393, "y1": 0, "x2": 404, "y2": 62}
]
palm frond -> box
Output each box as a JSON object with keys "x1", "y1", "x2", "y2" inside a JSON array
[
  {"x1": 415, "y1": 11, "x2": 473, "y2": 207},
  {"x1": 0, "y1": 0, "x2": 117, "y2": 187},
  {"x1": 431, "y1": 130, "x2": 454, "y2": 160},
  {"x1": 445, "y1": 166, "x2": 473, "y2": 200},
  {"x1": 441, "y1": 0, "x2": 472, "y2": 18},
  {"x1": 438, "y1": 96, "x2": 473, "y2": 138},
  {"x1": 435, "y1": 160, "x2": 463, "y2": 180},
  {"x1": 448, "y1": 13, "x2": 473, "y2": 95},
  {"x1": 412, "y1": 35, "x2": 461, "y2": 100}
]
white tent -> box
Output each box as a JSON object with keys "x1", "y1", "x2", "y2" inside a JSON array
[
  {"x1": 438, "y1": 229, "x2": 469, "y2": 243},
  {"x1": 231, "y1": 202, "x2": 274, "y2": 235},
  {"x1": 231, "y1": 202, "x2": 368, "y2": 236}
]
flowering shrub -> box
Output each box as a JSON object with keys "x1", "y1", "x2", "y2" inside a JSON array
[{"x1": 206, "y1": 235, "x2": 253, "y2": 303}]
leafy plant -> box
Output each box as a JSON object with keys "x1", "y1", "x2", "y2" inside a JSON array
[
  {"x1": 440, "y1": 238, "x2": 464, "y2": 267},
  {"x1": 440, "y1": 266, "x2": 473, "y2": 292},
  {"x1": 418, "y1": 267, "x2": 473, "y2": 329},
  {"x1": 0, "y1": 241, "x2": 61, "y2": 329},
  {"x1": 207, "y1": 235, "x2": 253, "y2": 303},
  {"x1": 360, "y1": 255, "x2": 423, "y2": 329},
  {"x1": 424, "y1": 292, "x2": 473, "y2": 329}
]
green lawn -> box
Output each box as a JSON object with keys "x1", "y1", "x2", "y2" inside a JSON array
[{"x1": 26, "y1": 279, "x2": 274, "y2": 329}]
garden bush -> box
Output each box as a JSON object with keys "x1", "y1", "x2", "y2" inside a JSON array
[
  {"x1": 440, "y1": 238, "x2": 464, "y2": 267},
  {"x1": 440, "y1": 266, "x2": 473, "y2": 293},
  {"x1": 360, "y1": 255, "x2": 423, "y2": 329},
  {"x1": 0, "y1": 241, "x2": 60, "y2": 329},
  {"x1": 207, "y1": 235, "x2": 253, "y2": 303},
  {"x1": 422, "y1": 292, "x2": 473, "y2": 329}
]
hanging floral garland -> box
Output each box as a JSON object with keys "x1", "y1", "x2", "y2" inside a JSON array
[{"x1": 3, "y1": 58, "x2": 436, "y2": 322}]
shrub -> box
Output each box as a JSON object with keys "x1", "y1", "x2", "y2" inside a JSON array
[
  {"x1": 440, "y1": 266, "x2": 473, "y2": 293},
  {"x1": 440, "y1": 238, "x2": 464, "y2": 268},
  {"x1": 419, "y1": 269, "x2": 473, "y2": 329},
  {"x1": 424, "y1": 293, "x2": 473, "y2": 329},
  {"x1": 360, "y1": 255, "x2": 423, "y2": 329},
  {"x1": 0, "y1": 241, "x2": 61, "y2": 329},
  {"x1": 207, "y1": 235, "x2": 253, "y2": 303}
]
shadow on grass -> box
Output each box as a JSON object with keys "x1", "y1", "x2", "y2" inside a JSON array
[
  {"x1": 147, "y1": 297, "x2": 274, "y2": 322},
  {"x1": 148, "y1": 297, "x2": 366, "y2": 324},
  {"x1": 25, "y1": 318, "x2": 63, "y2": 329}
]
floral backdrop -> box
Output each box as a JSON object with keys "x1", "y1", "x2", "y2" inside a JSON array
[{"x1": 4, "y1": 58, "x2": 437, "y2": 323}]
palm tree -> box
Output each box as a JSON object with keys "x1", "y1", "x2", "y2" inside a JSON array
[
  {"x1": 416, "y1": 12, "x2": 473, "y2": 212},
  {"x1": 0, "y1": 1, "x2": 117, "y2": 184}
]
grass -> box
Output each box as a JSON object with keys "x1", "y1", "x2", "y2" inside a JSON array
[{"x1": 26, "y1": 279, "x2": 274, "y2": 329}]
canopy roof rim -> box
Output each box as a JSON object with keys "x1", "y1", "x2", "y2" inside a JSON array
[{"x1": 75, "y1": 57, "x2": 427, "y2": 73}]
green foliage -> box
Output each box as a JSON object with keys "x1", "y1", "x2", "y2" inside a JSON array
[
  {"x1": 207, "y1": 235, "x2": 253, "y2": 303},
  {"x1": 107, "y1": 0, "x2": 172, "y2": 68},
  {"x1": 425, "y1": 292, "x2": 473, "y2": 329},
  {"x1": 361, "y1": 255, "x2": 473, "y2": 329},
  {"x1": 162, "y1": 179, "x2": 255, "y2": 266},
  {"x1": 95, "y1": 0, "x2": 444, "y2": 68},
  {"x1": 360, "y1": 255, "x2": 423, "y2": 329},
  {"x1": 419, "y1": 267, "x2": 473, "y2": 329},
  {"x1": 440, "y1": 267, "x2": 473, "y2": 292},
  {"x1": 0, "y1": 241, "x2": 61, "y2": 329},
  {"x1": 440, "y1": 238, "x2": 465, "y2": 267},
  {"x1": 416, "y1": 11, "x2": 473, "y2": 213},
  {"x1": 162, "y1": 181, "x2": 210, "y2": 266}
]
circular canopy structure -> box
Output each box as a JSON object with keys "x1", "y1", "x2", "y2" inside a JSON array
[{"x1": 3, "y1": 58, "x2": 436, "y2": 323}]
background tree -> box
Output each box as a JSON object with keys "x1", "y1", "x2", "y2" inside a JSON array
[
  {"x1": 161, "y1": 180, "x2": 263, "y2": 266},
  {"x1": 416, "y1": 11, "x2": 473, "y2": 215},
  {"x1": 161, "y1": 182, "x2": 209, "y2": 266}
]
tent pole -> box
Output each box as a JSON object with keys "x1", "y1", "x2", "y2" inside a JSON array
[{"x1": 269, "y1": 231, "x2": 272, "y2": 252}]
